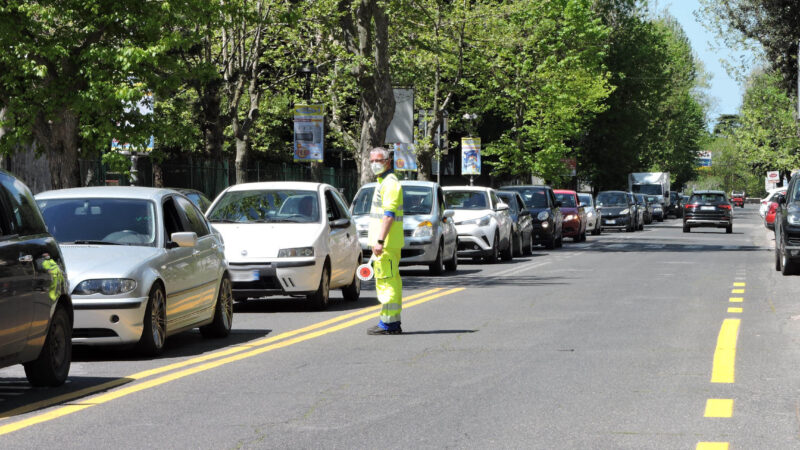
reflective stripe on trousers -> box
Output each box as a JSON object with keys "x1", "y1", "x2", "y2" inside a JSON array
[{"x1": 376, "y1": 248, "x2": 402, "y2": 324}]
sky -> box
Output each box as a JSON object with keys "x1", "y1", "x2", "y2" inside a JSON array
[{"x1": 660, "y1": 0, "x2": 755, "y2": 122}]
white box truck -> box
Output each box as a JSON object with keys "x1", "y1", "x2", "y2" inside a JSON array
[{"x1": 628, "y1": 172, "x2": 670, "y2": 216}]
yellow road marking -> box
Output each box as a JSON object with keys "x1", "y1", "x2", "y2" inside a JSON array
[
  {"x1": 696, "y1": 443, "x2": 729, "y2": 450},
  {"x1": 727, "y1": 307, "x2": 742, "y2": 313},
  {"x1": 731, "y1": 289, "x2": 744, "y2": 294},
  {"x1": 733, "y1": 282, "x2": 745, "y2": 287},
  {"x1": 704, "y1": 398, "x2": 734, "y2": 417},
  {"x1": 711, "y1": 319, "x2": 740, "y2": 383},
  {"x1": 0, "y1": 288, "x2": 464, "y2": 435},
  {"x1": 728, "y1": 297, "x2": 743, "y2": 303}
]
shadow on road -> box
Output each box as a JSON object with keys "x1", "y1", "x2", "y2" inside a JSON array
[
  {"x1": 400, "y1": 329, "x2": 477, "y2": 335},
  {"x1": 0, "y1": 376, "x2": 133, "y2": 418},
  {"x1": 72, "y1": 328, "x2": 272, "y2": 362}
]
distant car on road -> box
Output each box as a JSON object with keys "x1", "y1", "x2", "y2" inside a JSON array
[
  {"x1": 351, "y1": 181, "x2": 458, "y2": 275},
  {"x1": 774, "y1": 173, "x2": 800, "y2": 274},
  {"x1": 577, "y1": 193, "x2": 602, "y2": 235},
  {"x1": 500, "y1": 185, "x2": 563, "y2": 249},
  {"x1": 0, "y1": 170, "x2": 73, "y2": 386},
  {"x1": 682, "y1": 190, "x2": 732, "y2": 233},
  {"x1": 596, "y1": 190, "x2": 637, "y2": 232},
  {"x1": 37, "y1": 187, "x2": 232, "y2": 355},
  {"x1": 645, "y1": 195, "x2": 664, "y2": 222},
  {"x1": 635, "y1": 193, "x2": 652, "y2": 225},
  {"x1": 730, "y1": 191, "x2": 745, "y2": 208},
  {"x1": 497, "y1": 190, "x2": 534, "y2": 256},
  {"x1": 444, "y1": 186, "x2": 513, "y2": 262},
  {"x1": 554, "y1": 189, "x2": 587, "y2": 241},
  {"x1": 761, "y1": 189, "x2": 786, "y2": 218},
  {"x1": 765, "y1": 192, "x2": 784, "y2": 230},
  {"x1": 667, "y1": 191, "x2": 683, "y2": 218},
  {"x1": 207, "y1": 182, "x2": 362, "y2": 309}
]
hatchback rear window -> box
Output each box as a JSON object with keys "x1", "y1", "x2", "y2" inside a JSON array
[{"x1": 689, "y1": 194, "x2": 726, "y2": 204}]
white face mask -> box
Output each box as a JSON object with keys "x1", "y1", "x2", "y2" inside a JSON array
[{"x1": 370, "y1": 162, "x2": 387, "y2": 175}]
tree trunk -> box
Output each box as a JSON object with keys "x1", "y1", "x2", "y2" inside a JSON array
[
  {"x1": 234, "y1": 137, "x2": 247, "y2": 184},
  {"x1": 33, "y1": 108, "x2": 81, "y2": 189},
  {"x1": 153, "y1": 161, "x2": 164, "y2": 187}
]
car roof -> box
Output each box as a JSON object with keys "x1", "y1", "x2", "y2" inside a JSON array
[
  {"x1": 442, "y1": 186, "x2": 493, "y2": 192},
  {"x1": 223, "y1": 181, "x2": 330, "y2": 192},
  {"x1": 692, "y1": 190, "x2": 725, "y2": 195},
  {"x1": 36, "y1": 186, "x2": 177, "y2": 200},
  {"x1": 357, "y1": 180, "x2": 439, "y2": 190},
  {"x1": 496, "y1": 190, "x2": 520, "y2": 198},
  {"x1": 500, "y1": 184, "x2": 551, "y2": 190},
  {"x1": 597, "y1": 190, "x2": 627, "y2": 194},
  {"x1": 553, "y1": 189, "x2": 576, "y2": 194}
]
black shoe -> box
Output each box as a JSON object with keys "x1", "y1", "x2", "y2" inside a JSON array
[{"x1": 367, "y1": 325, "x2": 402, "y2": 335}]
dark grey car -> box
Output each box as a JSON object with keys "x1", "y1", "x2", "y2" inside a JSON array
[
  {"x1": 0, "y1": 170, "x2": 73, "y2": 386},
  {"x1": 497, "y1": 191, "x2": 533, "y2": 256},
  {"x1": 597, "y1": 190, "x2": 637, "y2": 232}
]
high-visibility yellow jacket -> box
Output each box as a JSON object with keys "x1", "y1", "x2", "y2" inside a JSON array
[{"x1": 368, "y1": 172, "x2": 404, "y2": 249}]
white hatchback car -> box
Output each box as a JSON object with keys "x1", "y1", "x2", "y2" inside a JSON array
[
  {"x1": 206, "y1": 182, "x2": 361, "y2": 309},
  {"x1": 443, "y1": 186, "x2": 513, "y2": 263}
]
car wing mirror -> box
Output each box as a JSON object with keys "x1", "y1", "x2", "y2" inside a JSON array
[
  {"x1": 443, "y1": 209, "x2": 455, "y2": 219},
  {"x1": 778, "y1": 195, "x2": 786, "y2": 205},
  {"x1": 170, "y1": 231, "x2": 198, "y2": 248},
  {"x1": 496, "y1": 201, "x2": 509, "y2": 211},
  {"x1": 330, "y1": 218, "x2": 351, "y2": 228},
  {"x1": 555, "y1": 201, "x2": 562, "y2": 208}
]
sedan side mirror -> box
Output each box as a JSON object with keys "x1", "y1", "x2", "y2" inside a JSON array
[
  {"x1": 330, "y1": 218, "x2": 351, "y2": 228},
  {"x1": 496, "y1": 201, "x2": 509, "y2": 211},
  {"x1": 443, "y1": 209, "x2": 455, "y2": 219},
  {"x1": 170, "y1": 231, "x2": 198, "y2": 248},
  {"x1": 778, "y1": 195, "x2": 786, "y2": 205}
]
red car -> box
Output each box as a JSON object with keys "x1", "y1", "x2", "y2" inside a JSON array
[
  {"x1": 553, "y1": 189, "x2": 587, "y2": 242},
  {"x1": 730, "y1": 191, "x2": 745, "y2": 208},
  {"x1": 765, "y1": 192, "x2": 785, "y2": 230}
]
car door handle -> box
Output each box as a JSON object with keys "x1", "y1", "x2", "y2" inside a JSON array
[{"x1": 18, "y1": 255, "x2": 33, "y2": 263}]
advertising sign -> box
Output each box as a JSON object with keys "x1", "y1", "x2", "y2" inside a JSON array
[
  {"x1": 293, "y1": 104, "x2": 324, "y2": 162},
  {"x1": 461, "y1": 137, "x2": 481, "y2": 176},
  {"x1": 385, "y1": 88, "x2": 414, "y2": 144},
  {"x1": 697, "y1": 151, "x2": 712, "y2": 167},
  {"x1": 393, "y1": 143, "x2": 417, "y2": 171}
]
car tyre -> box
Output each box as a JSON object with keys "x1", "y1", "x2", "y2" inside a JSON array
[
  {"x1": 726, "y1": 225, "x2": 732, "y2": 234},
  {"x1": 501, "y1": 235, "x2": 514, "y2": 261},
  {"x1": 308, "y1": 264, "x2": 331, "y2": 310},
  {"x1": 522, "y1": 233, "x2": 533, "y2": 255},
  {"x1": 24, "y1": 305, "x2": 71, "y2": 387},
  {"x1": 200, "y1": 276, "x2": 234, "y2": 338},
  {"x1": 556, "y1": 233, "x2": 563, "y2": 248},
  {"x1": 429, "y1": 242, "x2": 445, "y2": 275},
  {"x1": 683, "y1": 224, "x2": 690, "y2": 233},
  {"x1": 445, "y1": 241, "x2": 458, "y2": 272},
  {"x1": 512, "y1": 233, "x2": 522, "y2": 257},
  {"x1": 485, "y1": 234, "x2": 500, "y2": 263},
  {"x1": 545, "y1": 234, "x2": 555, "y2": 250},
  {"x1": 775, "y1": 240, "x2": 782, "y2": 271},
  {"x1": 342, "y1": 259, "x2": 361, "y2": 301},
  {"x1": 137, "y1": 284, "x2": 167, "y2": 356}
]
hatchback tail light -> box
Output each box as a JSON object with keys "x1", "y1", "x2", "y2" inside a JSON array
[
  {"x1": 769, "y1": 202, "x2": 778, "y2": 213},
  {"x1": 718, "y1": 204, "x2": 732, "y2": 210},
  {"x1": 685, "y1": 203, "x2": 697, "y2": 209}
]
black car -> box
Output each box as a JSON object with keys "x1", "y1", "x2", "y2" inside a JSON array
[
  {"x1": 667, "y1": 191, "x2": 683, "y2": 218},
  {"x1": 774, "y1": 174, "x2": 800, "y2": 274},
  {"x1": 0, "y1": 170, "x2": 72, "y2": 386},
  {"x1": 500, "y1": 185, "x2": 563, "y2": 249},
  {"x1": 683, "y1": 190, "x2": 732, "y2": 233},
  {"x1": 596, "y1": 190, "x2": 637, "y2": 232},
  {"x1": 635, "y1": 193, "x2": 652, "y2": 225},
  {"x1": 497, "y1": 191, "x2": 533, "y2": 256}
]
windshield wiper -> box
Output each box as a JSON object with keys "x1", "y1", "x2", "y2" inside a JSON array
[
  {"x1": 210, "y1": 219, "x2": 239, "y2": 223},
  {"x1": 64, "y1": 240, "x2": 122, "y2": 245}
]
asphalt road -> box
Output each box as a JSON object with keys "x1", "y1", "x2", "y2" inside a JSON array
[{"x1": 2, "y1": 205, "x2": 800, "y2": 449}]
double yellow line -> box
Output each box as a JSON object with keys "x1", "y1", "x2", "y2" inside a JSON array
[{"x1": 0, "y1": 287, "x2": 464, "y2": 436}]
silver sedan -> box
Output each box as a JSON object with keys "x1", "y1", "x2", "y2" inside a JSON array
[{"x1": 36, "y1": 187, "x2": 232, "y2": 355}]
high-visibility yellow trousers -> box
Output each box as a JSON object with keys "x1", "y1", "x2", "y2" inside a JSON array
[{"x1": 374, "y1": 248, "x2": 402, "y2": 326}]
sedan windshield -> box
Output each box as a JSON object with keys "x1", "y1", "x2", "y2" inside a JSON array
[
  {"x1": 207, "y1": 190, "x2": 320, "y2": 223},
  {"x1": 554, "y1": 193, "x2": 576, "y2": 207},
  {"x1": 37, "y1": 198, "x2": 157, "y2": 246},
  {"x1": 445, "y1": 191, "x2": 488, "y2": 210},
  {"x1": 596, "y1": 192, "x2": 627, "y2": 207},
  {"x1": 504, "y1": 187, "x2": 548, "y2": 208},
  {"x1": 351, "y1": 187, "x2": 375, "y2": 216},
  {"x1": 578, "y1": 194, "x2": 593, "y2": 207}
]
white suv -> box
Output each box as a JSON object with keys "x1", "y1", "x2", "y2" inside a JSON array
[{"x1": 443, "y1": 186, "x2": 513, "y2": 263}]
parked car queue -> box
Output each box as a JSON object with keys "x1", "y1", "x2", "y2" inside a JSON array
[{"x1": 3, "y1": 171, "x2": 688, "y2": 388}]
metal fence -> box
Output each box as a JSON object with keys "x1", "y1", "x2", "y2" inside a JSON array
[{"x1": 80, "y1": 158, "x2": 361, "y2": 201}]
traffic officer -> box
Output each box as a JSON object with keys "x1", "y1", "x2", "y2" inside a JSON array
[{"x1": 366, "y1": 147, "x2": 404, "y2": 335}]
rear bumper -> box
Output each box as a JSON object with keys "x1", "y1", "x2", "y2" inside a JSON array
[{"x1": 684, "y1": 218, "x2": 731, "y2": 227}]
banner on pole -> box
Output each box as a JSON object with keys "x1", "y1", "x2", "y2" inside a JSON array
[
  {"x1": 461, "y1": 137, "x2": 481, "y2": 176},
  {"x1": 294, "y1": 104, "x2": 324, "y2": 162},
  {"x1": 393, "y1": 143, "x2": 417, "y2": 171}
]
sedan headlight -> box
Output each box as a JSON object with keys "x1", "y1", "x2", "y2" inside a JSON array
[
  {"x1": 565, "y1": 214, "x2": 576, "y2": 221},
  {"x1": 537, "y1": 211, "x2": 550, "y2": 221},
  {"x1": 462, "y1": 215, "x2": 491, "y2": 226},
  {"x1": 587, "y1": 211, "x2": 594, "y2": 217},
  {"x1": 278, "y1": 247, "x2": 315, "y2": 257},
  {"x1": 787, "y1": 214, "x2": 800, "y2": 225},
  {"x1": 74, "y1": 279, "x2": 137, "y2": 296},
  {"x1": 620, "y1": 209, "x2": 630, "y2": 215},
  {"x1": 412, "y1": 221, "x2": 434, "y2": 238}
]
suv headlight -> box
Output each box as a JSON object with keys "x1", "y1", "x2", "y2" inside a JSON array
[
  {"x1": 74, "y1": 279, "x2": 137, "y2": 296},
  {"x1": 462, "y1": 215, "x2": 491, "y2": 226},
  {"x1": 620, "y1": 208, "x2": 630, "y2": 214},
  {"x1": 537, "y1": 211, "x2": 550, "y2": 221},
  {"x1": 278, "y1": 247, "x2": 315, "y2": 257},
  {"x1": 787, "y1": 214, "x2": 800, "y2": 225},
  {"x1": 412, "y1": 221, "x2": 434, "y2": 238}
]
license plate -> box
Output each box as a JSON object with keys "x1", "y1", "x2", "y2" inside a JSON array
[
  {"x1": 606, "y1": 220, "x2": 616, "y2": 224},
  {"x1": 701, "y1": 206, "x2": 715, "y2": 211},
  {"x1": 231, "y1": 270, "x2": 260, "y2": 282}
]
